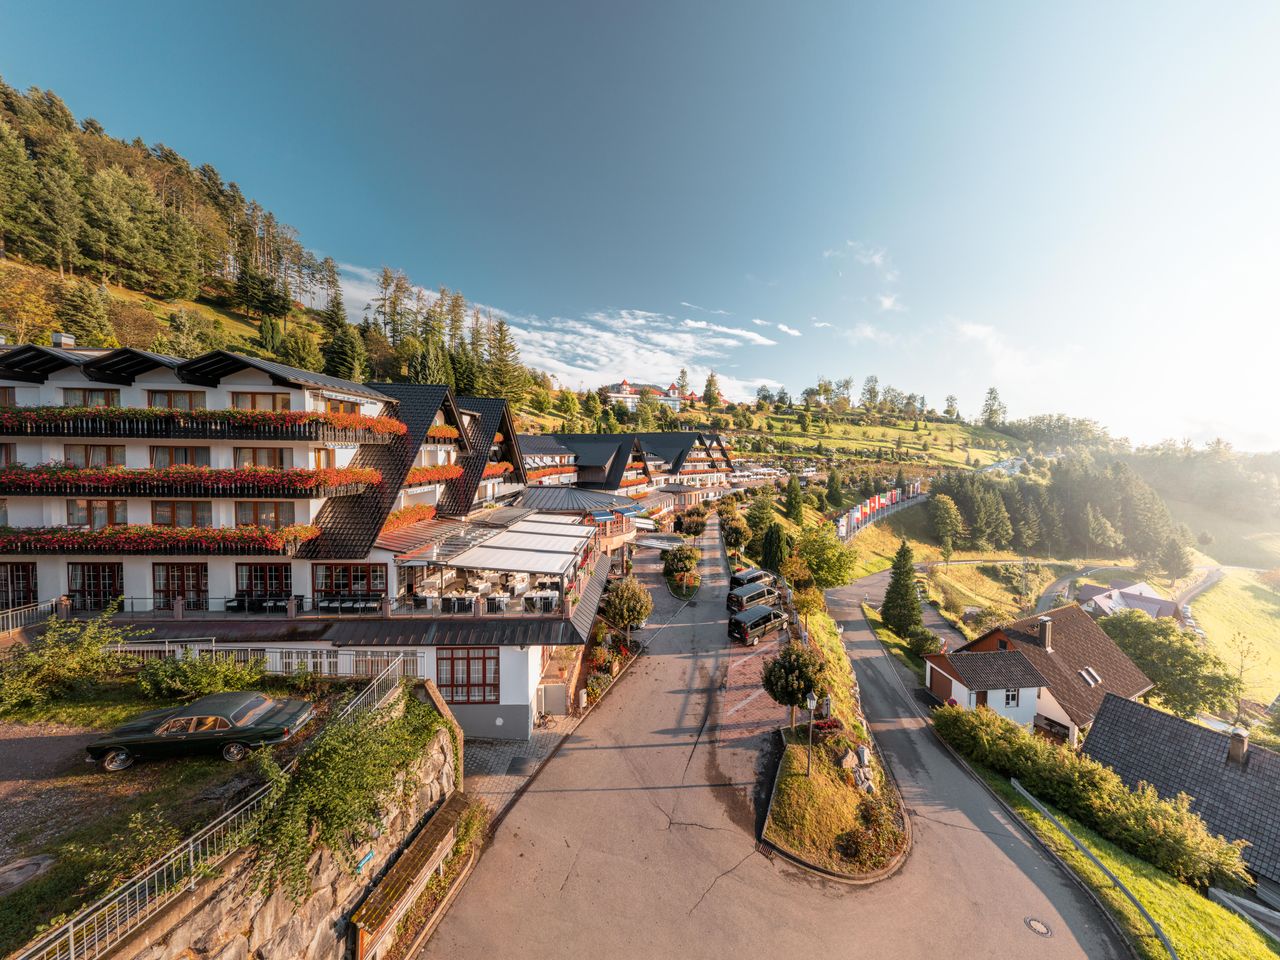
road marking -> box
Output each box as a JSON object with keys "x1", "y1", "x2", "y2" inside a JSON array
[{"x1": 725, "y1": 686, "x2": 768, "y2": 716}]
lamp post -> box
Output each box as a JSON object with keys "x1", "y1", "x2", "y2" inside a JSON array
[{"x1": 805, "y1": 691, "x2": 818, "y2": 776}]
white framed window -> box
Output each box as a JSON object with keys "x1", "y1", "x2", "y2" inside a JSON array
[{"x1": 1004, "y1": 689, "x2": 1020, "y2": 708}]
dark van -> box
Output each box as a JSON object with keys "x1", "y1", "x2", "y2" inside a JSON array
[
  {"x1": 727, "y1": 581, "x2": 778, "y2": 613},
  {"x1": 729, "y1": 605, "x2": 787, "y2": 645},
  {"x1": 729, "y1": 567, "x2": 774, "y2": 591}
]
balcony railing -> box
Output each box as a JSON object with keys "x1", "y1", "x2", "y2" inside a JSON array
[
  {"x1": 0, "y1": 407, "x2": 405, "y2": 443},
  {"x1": 102, "y1": 592, "x2": 571, "y2": 620},
  {"x1": 0, "y1": 524, "x2": 320, "y2": 556},
  {"x1": 0, "y1": 465, "x2": 379, "y2": 499}
]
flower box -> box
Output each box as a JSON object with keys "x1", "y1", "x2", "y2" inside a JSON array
[
  {"x1": 0, "y1": 523, "x2": 321, "y2": 556},
  {"x1": 482, "y1": 462, "x2": 514, "y2": 480},
  {"x1": 404, "y1": 464, "x2": 464, "y2": 486},
  {"x1": 381, "y1": 503, "x2": 437, "y2": 533},
  {"x1": 0, "y1": 407, "x2": 407, "y2": 442},
  {"x1": 0, "y1": 464, "x2": 381, "y2": 498}
]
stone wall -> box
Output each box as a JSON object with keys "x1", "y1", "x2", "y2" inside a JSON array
[{"x1": 118, "y1": 722, "x2": 456, "y2": 960}]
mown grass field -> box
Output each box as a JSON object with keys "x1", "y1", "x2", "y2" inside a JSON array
[
  {"x1": 847, "y1": 501, "x2": 1029, "y2": 578},
  {"x1": 978, "y1": 766, "x2": 1279, "y2": 960},
  {"x1": 1163, "y1": 496, "x2": 1280, "y2": 570},
  {"x1": 929, "y1": 561, "x2": 1068, "y2": 619},
  {"x1": 1191, "y1": 569, "x2": 1280, "y2": 703}
]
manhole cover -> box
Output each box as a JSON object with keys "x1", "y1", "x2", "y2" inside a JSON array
[
  {"x1": 506, "y1": 756, "x2": 535, "y2": 776},
  {"x1": 1024, "y1": 917, "x2": 1052, "y2": 938}
]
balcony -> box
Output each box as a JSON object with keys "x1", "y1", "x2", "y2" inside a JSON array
[
  {"x1": 0, "y1": 524, "x2": 320, "y2": 556},
  {"x1": 0, "y1": 407, "x2": 406, "y2": 443},
  {"x1": 104, "y1": 591, "x2": 572, "y2": 620},
  {"x1": 0, "y1": 465, "x2": 380, "y2": 499}
]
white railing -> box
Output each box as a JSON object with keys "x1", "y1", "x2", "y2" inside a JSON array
[
  {"x1": 15, "y1": 656, "x2": 409, "y2": 960},
  {"x1": 107, "y1": 641, "x2": 428, "y2": 681},
  {"x1": 0, "y1": 598, "x2": 59, "y2": 636}
]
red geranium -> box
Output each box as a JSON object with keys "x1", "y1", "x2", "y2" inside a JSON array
[
  {"x1": 0, "y1": 463, "x2": 381, "y2": 494},
  {"x1": 0, "y1": 523, "x2": 321, "y2": 554},
  {"x1": 381, "y1": 503, "x2": 437, "y2": 532},
  {"x1": 0, "y1": 406, "x2": 407, "y2": 435},
  {"x1": 482, "y1": 462, "x2": 514, "y2": 479},
  {"x1": 426, "y1": 424, "x2": 460, "y2": 440},
  {"x1": 405, "y1": 464, "x2": 464, "y2": 485}
]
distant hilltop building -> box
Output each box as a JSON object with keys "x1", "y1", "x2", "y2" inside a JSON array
[{"x1": 602, "y1": 380, "x2": 697, "y2": 412}]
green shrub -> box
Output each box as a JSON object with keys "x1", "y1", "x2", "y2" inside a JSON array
[
  {"x1": 586, "y1": 674, "x2": 611, "y2": 704},
  {"x1": 662, "y1": 544, "x2": 701, "y2": 576},
  {"x1": 906, "y1": 625, "x2": 941, "y2": 657},
  {"x1": 932, "y1": 706, "x2": 1250, "y2": 890},
  {"x1": 137, "y1": 653, "x2": 266, "y2": 700}
]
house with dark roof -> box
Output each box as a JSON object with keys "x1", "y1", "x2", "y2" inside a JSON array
[
  {"x1": 544, "y1": 430, "x2": 735, "y2": 503},
  {"x1": 1084, "y1": 694, "x2": 1280, "y2": 908},
  {"x1": 955, "y1": 604, "x2": 1152, "y2": 744},
  {"x1": 1077, "y1": 581, "x2": 1183, "y2": 622},
  {"x1": 922, "y1": 650, "x2": 1048, "y2": 728}
]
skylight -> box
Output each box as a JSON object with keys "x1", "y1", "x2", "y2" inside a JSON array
[{"x1": 1078, "y1": 666, "x2": 1102, "y2": 687}]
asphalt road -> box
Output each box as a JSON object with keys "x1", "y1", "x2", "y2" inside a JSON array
[{"x1": 422, "y1": 520, "x2": 1125, "y2": 959}]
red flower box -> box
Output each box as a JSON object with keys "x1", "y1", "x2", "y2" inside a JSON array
[
  {"x1": 381, "y1": 503, "x2": 437, "y2": 532},
  {"x1": 619, "y1": 476, "x2": 648, "y2": 488},
  {"x1": 0, "y1": 464, "x2": 381, "y2": 496},
  {"x1": 405, "y1": 464, "x2": 464, "y2": 486},
  {"x1": 482, "y1": 462, "x2": 514, "y2": 479},
  {"x1": 0, "y1": 523, "x2": 321, "y2": 555},
  {"x1": 527, "y1": 466, "x2": 576, "y2": 481},
  {"x1": 426, "y1": 424, "x2": 460, "y2": 441},
  {"x1": 0, "y1": 406, "x2": 406, "y2": 436}
]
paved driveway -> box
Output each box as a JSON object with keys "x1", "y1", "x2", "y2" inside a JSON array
[{"x1": 422, "y1": 523, "x2": 1124, "y2": 960}]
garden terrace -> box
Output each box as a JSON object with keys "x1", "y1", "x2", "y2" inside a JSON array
[
  {"x1": 0, "y1": 465, "x2": 381, "y2": 498},
  {"x1": 0, "y1": 523, "x2": 320, "y2": 556},
  {"x1": 0, "y1": 407, "x2": 407, "y2": 443}
]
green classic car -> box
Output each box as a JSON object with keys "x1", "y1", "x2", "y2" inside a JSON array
[{"x1": 86, "y1": 691, "x2": 315, "y2": 772}]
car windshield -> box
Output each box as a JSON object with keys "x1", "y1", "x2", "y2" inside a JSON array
[{"x1": 230, "y1": 696, "x2": 273, "y2": 726}]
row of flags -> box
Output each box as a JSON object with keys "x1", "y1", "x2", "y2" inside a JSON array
[{"x1": 835, "y1": 479, "x2": 924, "y2": 539}]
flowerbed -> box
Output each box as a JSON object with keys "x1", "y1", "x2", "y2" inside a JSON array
[
  {"x1": 381, "y1": 504, "x2": 437, "y2": 532},
  {"x1": 405, "y1": 464, "x2": 464, "y2": 485},
  {"x1": 527, "y1": 466, "x2": 576, "y2": 481},
  {"x1": 482, "y1": 462, "x2": 514, "y2": 479},
  {"x1": 425, "y1": 424, "x2": 460, "y2": 441},
  {"x1": 0, "y1": 406, "x2": 407, "y2": 435},
  {"x1": 618, "y1": 476, "x2": 648, "y2": 488},
  {"x1": 0, "y1": 464, "x2": 381, "y2": 494},
  {"x1": 0, "y1": 523, "x2": 321, "y2": 554},
  {"x1": 932, "y1": 705, "x2": 1251, "y2": 889}
]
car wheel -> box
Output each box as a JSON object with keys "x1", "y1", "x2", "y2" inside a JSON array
[
  {"x1": 751, "y1": 637, "x2": 759, "y2": 646},
  {"x1": 221, "y1": 742, "x2": 250, "y2": 763},
  {"x1": 99, "y1": 748, "x2": 134, "y2": 772}
]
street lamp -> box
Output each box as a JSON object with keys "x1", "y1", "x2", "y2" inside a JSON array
[{"x1": 805, "y1": 691, "x2": 818, "y2": 777}]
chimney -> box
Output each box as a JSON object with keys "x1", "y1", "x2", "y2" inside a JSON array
[
  {"x1": 1038, "y1": 615, "x2": 1053, "y2": 653},
  {"x1": 1228, "y1": 727, "x2": 1249, "y2": 765},
  {"x1": 51, "y1": 332, "x2": 76, "y2": 348}
]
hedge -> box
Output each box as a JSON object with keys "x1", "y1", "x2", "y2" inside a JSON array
[{"x1": 932, "y1": 706, "x2": 1250, "y2": 890}]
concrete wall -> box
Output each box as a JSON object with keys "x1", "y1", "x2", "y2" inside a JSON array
[{"x1": 120, "y1": 723, "x2": 456, "y2": 960}]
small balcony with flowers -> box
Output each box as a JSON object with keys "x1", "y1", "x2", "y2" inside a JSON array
[
  {"x1": 0, "y1": 463, "x2": 382, "y2": 499},
  {"x1": 0, "y1": 406, "x2": 409, "y2": 444}
]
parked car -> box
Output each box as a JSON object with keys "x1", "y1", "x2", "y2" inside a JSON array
[
  {"x1": 729, "y1": 605, "x2": 787, "y2": 645},
  {"x1": 727, "y1": 582, "x2": 779, "y2": 613},
  {"x1": 730, "y1": 567, "x2": 775, "y2": 591},
  {"x1": 86, "y1": 691, "x2": 315, "y2": 772}
]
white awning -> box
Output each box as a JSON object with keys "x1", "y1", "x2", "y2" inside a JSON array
[
  {"x1": 633, "y1": 517, "x2": 658, "y2": 531},
  {"x1": 523, "y1": 512, "x2": 585, "y2": 525},
  {"x1": 446, "y1": 546, "x2": 576, "y2": 575},
  {"x1": 483, "y1": 530, "x2": 590, "y2": 553},
  {"x1": 507, "y1": 520, "x2": 591, "y2": 537}
]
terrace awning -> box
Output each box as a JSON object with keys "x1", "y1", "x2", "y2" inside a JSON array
[{"x1": 444, "y1": 546, "x2": 577, "y2": 575}]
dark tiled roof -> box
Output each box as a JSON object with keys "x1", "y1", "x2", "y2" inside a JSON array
[
  {"x1": 571, "y1": 555, "x2": 612, "y2": 640},
  {"x1": 550, "y1": 435, "x2": 633, "y2": 486},
  {"x1": 518, "y1": 434, "x2": 575, "y2": 457},
  {"x1": 964, "y1": 604, "x2": 1151, "y2": 728},
  {"x1": 928, "y1": 650, "x2": 1047, "y2": 691},
  {"x1": 515, "y1": 485, "x2": 637, "y2": 514},
  {"x1": 434, "y1": 397, "x2": 525, "y2": 516},
  {"x1": 632, "y1": 431, "x2": 701, "y2": 472},
  {"x1": 1084, "y1": 694, "x2": 1280, "y2": 886},
  {"x1": 177, "y1": 350, "x2": 393, "y2": 400},
  {"x1": 300, "y1": 383, "x2": 451, "y2": 559}
]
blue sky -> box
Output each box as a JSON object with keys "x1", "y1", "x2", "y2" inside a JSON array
[{"x1": 3, "y1": 1, "x2": 1278, "y2": 448}]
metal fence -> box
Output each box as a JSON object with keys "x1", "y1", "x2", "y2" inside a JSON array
[
  {"x1": 15, "y1": 656, "x2": 409, "y2": 960},
  {"x1": 108, "y1": 641, "x2": 427, "y2": 681},
  {"x1": 1010, "y1": 777, "x2": 1177, "y2": 960},
  {"x1": 0, "y1": 598, "x2": 59, "y2": 637}
]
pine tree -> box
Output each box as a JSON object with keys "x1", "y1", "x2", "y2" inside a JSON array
[
  {"x1": 784, "y1": 474, "x2": 804, "y2": 524},
  {"x1": 702, "y1": 371, "x2": 720, "y2": 408},
  {"x1": 323, "y1": 323, "x2": 366, "y2": 381},
  {"x1": 54, "y1": 281, "x2": 115, "y2": 347},
  {"x1": 881, "y1": 539, "x2": 922, "y2": 636},
  {"x1": 677, "y1": 368, "x2": 690, "y2": 397},
  {"x1": 761, "y1": 522, "x2": 789, "y2": 573},
  {"x1": 1162, "y1": 536, "x2": 1193, "y2": 581},
  {"x1": 0, "y1": 118, "x2": 37, "y2": 260},
  {"x1": 825, "y1": 468, "x2": 843, "y2": 510},
  {"x1": 486, "y1": 318, "x2": 527, "y2": 404},
  {"x1": 278, "y1": 330, "x2": 323, "y2": 371},
  {"x1": 257, "y1": 313, "x2": 283, "y2": 354},
  {"x1": 319, "y1": 284, "x2": 348, "y2": 339}
]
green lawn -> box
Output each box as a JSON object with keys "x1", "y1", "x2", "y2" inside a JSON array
[
  {"x1": 977, "y1": 766, "x2": 1278, "y2": 960},
  {"x1": 1163, "y1": 496, "x2": 1280, "y2": 570},
  {"x1": 1191, "y1": 569, "x2": 1280, "y2": 703},
  {"x1": 929, "y1": 561, "x2": 1068, "y2": 619}
]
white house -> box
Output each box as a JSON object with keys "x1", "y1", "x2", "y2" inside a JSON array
[{"x1": 923, "y1": 650, "x2": 1046, "y2": 729}]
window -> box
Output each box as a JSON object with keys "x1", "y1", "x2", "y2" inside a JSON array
[
  {"x1": 152, "y1": 501, "x2": 213, "y2": 527},
  {"x1": 236, "y1": 563, "x2": 293, "y2": 598},
  {"x1": 234, "y1": 447, "x2": 288, "y2": 469},
  {"x1": 1004, "y1": 689, "x2": 1020, "y2": 708},
  {"x1": 231, "y1": 696, "x2": 271, "y2": 726},
  {"x1": 235, "y1": 501, "x2": 295, "y2": 529},
  {"x1": 0, "y1": 387, "x2": 15, "y2": 407},
  {"x1": 190, "y1": 716, "x2": 230, "y2": 733},
  {"x1": 150, "y1": 446, "x2": 210, "y2": 468},
  {"x1": 67, "y1": 499, "x2": 127, "y2": 529},
  {"x1": 0, "y1": 444, "x2": 15, "y2": 467},
  {"x1": 312, "y1": 563, "x2": 387, "y2": 597},
  {"x1": 153, "y1": 563, "x2": 208, "y2": 610},
  {"x1": 0, "y1": 563, "x2": 37, "y2": 609},
  {"x1": 231, "y1": 392, "x2": 291, "y2": 411},
  {"x1": 313, "y1": 448, "x2": 336, "y2": 470},
  {"x1": 63, "y1": 388, "x2": 120, "y2": 408},
  {"x1": 64, "y1": 444, "x2": 125, "y2": 468},
  {"x1": 0, "y1": 499, "x2": 6, "y2": 526},
  {"x1": 147, "y1": 390, "x2": 206, "y2": 410},
  {"x1": 68, "y1": 563, "x2": 123, "y2": 611},
  {"x1": 1078, "y1": 666, "x2": 1102, "y2": 687},
  {"x1": 436, "y1": 647, "x2": 499, "y2": 704},
  {"x1": 157, "y1": 717, "x2": 193, "y2": 736},
  {"x1": 323, "y1": 398, "x2": 359, "y2": 414}
]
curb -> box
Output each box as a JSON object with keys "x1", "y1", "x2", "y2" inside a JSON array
[
  {"x1": 395, "y1": 844, "x2": 479, "y2": 959},
  {"x1": 758, "y1": 727, "x2": 913, "y2": 886}
]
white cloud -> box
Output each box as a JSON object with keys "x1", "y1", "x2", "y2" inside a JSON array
[
  {"x1": 813, "y1": 321, "x2": 833, "y2": 329},
  {"x1": 838, "y1": 322, "x2": 894, "y2": 345},
  {"x1": 826, "y1": 241, "x2": 900, "y2": 282},
  {"x1": 776, "y1": 323, "x2": 801, "y2": 337},
  {"x1": 877, "y1": 293, "x2": 905, "y2": 312},
  {"x1": 682, "y1": 319, "x2": 777, "y2": 346},
  {"x1": 750, "y1": 318, "x2": 769, "y2": 327},
  {"x1": 680, "y1": 301, "x2": 731, "y2": 316}
]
